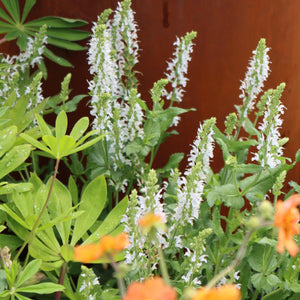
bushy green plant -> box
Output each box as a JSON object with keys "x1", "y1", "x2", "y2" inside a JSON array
[{"x1": 0, "y1": 1, "x2": 299, "y2": 300}]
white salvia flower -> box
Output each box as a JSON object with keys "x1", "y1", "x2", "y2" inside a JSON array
[
  {"x1": 239, "y1": 39, "x2": 270, "y2": 120},
  {"x1": 234, "y1": 271, "x2": 240, "y2": 281},
  {"x1": 164, "y1": 31, "x2": 196, "y2": 103},
  {"x1": 252, "y1": 84, "x2": 285, "y2": 168}
]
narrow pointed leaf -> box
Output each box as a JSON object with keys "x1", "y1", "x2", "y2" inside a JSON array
[
  {"x1": 16, "y1": 259, "x2": 41, "y2": 287},
  {"x1": 70, "y1": 117, "x2": 89, "y2": 141},
  {"x1": 55, "y1": 111, "x2": 67, "y2": 139},
  {"x1": 21, "y1": 0, "x2": 37, "y2": 23},
  {"x1": 17, "y1": 282, "x2": 64, "y2": 294},
  {"x1": 36, "y1": 114, "x2": 52, "y2": 136}
]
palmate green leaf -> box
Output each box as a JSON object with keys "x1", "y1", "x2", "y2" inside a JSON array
[
  {"x1": 2, "y1": 0, "x2": 20, "y2": 23},
  {"x1": 0, "y1": 7, "x2": 14, "y2": 23},
  {"x1": 58, "y1": 136, "x2": 76, "y2": 157},
  {"x1": 36, "y1": 114, "x2": 52, "y2": 136},
  {"x1": 0, "y1": 204, "x2": 31, "y2": 229},
  {"x1": 71, "y1": 175, "x2": 107, "y2": 245},
  {"x1": 0, "y1": 125, "x2": 17, "y2": 157},
  {"x1": 46, "y1": 28, "x2": 90, "y2": 41},
  {"x1": 25, "y1": 16, "x2": 88, "y2": 28},
  {"x1": 20, "y1": 133, "x2": 51, "y2": 154},
  {"x1": 43, "y1": 48, "x2": 73, "y2": 67},
  {"x1": 55, "y1": 110, "x2": 68, "y2": 139},
  {"x1": 4, "y1": 29, "x2": 19, "y2": 40},
  {"x1": 70, "y1": 134, "x2": 104, "y2": 155},
  {"x1": 47, "y1": 37, "x2": 85, "y2": 51},
  {"x1": 70, "y1": 117, "x2": 89, "y2": 141},
  {"x1": 16, "y1": 31, "x2": 29, "y2": 50},
  {"x1": 46, "y1": 178, "x2": 72, "y2": 244},
  {"x1": 15, "y1": 294, "x2": 32, "y2": 300},
  {"x1": 0, "y1": 233, "x2": 22, "y2": 251},
  {"x1": 17, "y1": 282, "x2": 64, "y2": 294},
  {"x1": 84, "y1": 196, "x2": 128, "y2": 244},
  {"x1": 21, "y1": 0, "x2": 37, "y2": 23},
  {"x1": 42, "y1": 135, "x2": 57, "y2": 156},
  {"x1": 16, "y1": 259, "x2": 41, "y2": 287},
  {"x1": 0, "y1": 144, "x2": 31, "y2": 178}
]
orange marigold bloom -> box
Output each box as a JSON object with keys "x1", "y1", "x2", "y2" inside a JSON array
[
  {"x1": 123, "y1": 277, "x2": 177, "y2": 300},
  {"x1": 138, "y1": 212, "x2": 164, "y2": 228},
  {"x1": 74, "y1": 233, "x2": 129, "y2": 263},
  {"x1": 274, "y1": 194, "x2": 300, "y2": 257},
  {"x1": 192, "y1": 284, "x2": 241, "y2": 300}
]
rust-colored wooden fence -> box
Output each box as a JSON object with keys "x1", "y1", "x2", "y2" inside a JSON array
[{"x1": 1, "y1": 0, "x2": 299, "y2": 186}]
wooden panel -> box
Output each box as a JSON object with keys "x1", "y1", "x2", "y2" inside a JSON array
[{"x1": 1, "y1": 0, "x2": 299, "y2": 185}]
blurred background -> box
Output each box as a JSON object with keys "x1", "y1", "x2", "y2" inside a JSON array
[{"x1": 1, "y1": 0, "x2": 299, "y2": 188}]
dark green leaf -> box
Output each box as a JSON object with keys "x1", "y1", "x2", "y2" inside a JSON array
[
  {"x1": 0, "y1": 7, "x2": 14, "y2": 23},
  {"x1": 47, "y1": 37, "x2": 85, "y2": 51},
  {"x1": 2, "y1": 0, "x2": 20, "y2": 23},
  {"x1": 25, "y1": 16, "x2": 88, "y2": 28},
  {"x1": 46, "y1": 28, "x2": 90, "y2": 41},
  {"x1": 43, "y1": 48, "x2": 73, "y2": 67},
  {"x1": 21, "y1": 0, "x2": 37, "y2": 23}
]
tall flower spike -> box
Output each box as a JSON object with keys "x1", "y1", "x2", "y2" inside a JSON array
[
  {"x1": 252, "y1": 83, "x2": 286, "y2": 168},
  {"x1": 239, "y1": 38, "x2": 270, "y2": 121},
  {"x1": 164, "y1": 31, "x2": 197, "y2": 105}
]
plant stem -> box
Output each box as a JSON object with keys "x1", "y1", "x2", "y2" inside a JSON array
[
  {"x1": 157, "y1": 246, "x2": 170, "y2": 285},
  {"x1": 206, "y1": 229, "x2": 253, "y2": 289},
  {"x1": 14, "y1": 159, "x2": 60, "y2": 261},
  {"x1": 54, "y1": 262, "x2": 67, "y2": 300},
  {"x1": 109, "y1": 255, "x2": 126, "y2": 298}
]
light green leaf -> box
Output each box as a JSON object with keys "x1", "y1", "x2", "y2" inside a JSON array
[
  {"x1": 36, "y1": 114, "x2": 52, "y2": 136},
  {"x1": 70, "y1": 117, "x2": 89, "y2": 141},
  {"x1": 71, "y1": 175, "x2": 107, "y2": 245},
  {"x1": 55, "y1": 111, "x2": 67, "y2": 139},
  {"x1": 16, "y1": 259, "x2": 41, "y2": 287},
  {"x1": 84, "y1": 197, "x2": 128, "y2": 244},
  {"x1": 58, "y1": 136, "x2": 76, "y2": 157},
  {"x1": 42, "y1": 135, "x2": 57, "y2": 156},
  {"x1": 0, "y1": 204, "x2": 30, "y2": 229},
  {"x1": 17, "y1": 282, "x2": 64, "y2": 294},
  {"x1": 0, "y1": 125, "x2": 17, "y2": 157},
  {"x1": 20, "y1": 133, "x2": 52, "y2": 155}
]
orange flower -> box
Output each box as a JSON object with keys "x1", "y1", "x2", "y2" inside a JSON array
[
  {"x1": 74, "y1": 233, "x2": 129, "y2": 263},
  {"x1": 123, "y1": 277, "x2": 177, "y2": 300},
  {"x1": 274, "y1": 194, "x2": 300, "y2": 257},
  {"x1": 192, "y1": 284, "x2": 241, "y2": 300},
  {"x1": 138, "y1": 212, "x2": 165, "y2": 233}
]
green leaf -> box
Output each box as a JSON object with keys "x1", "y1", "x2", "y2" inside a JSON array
[
  {"x1": 0, "y1": 233, "x2": 22, "y2": 251},
  {"x1": 43, "y1": 48, "x2": 73, "y2": 67},
  {"x1": 70, "y1": 134, "x2": 104, "y2": 154},
  {"x1": 15, "y1": 293, "x2": 32, "y2": 300},
  {"x1": 42, "y1": 135, "x2": 58, "y2": 156},
  {"x1": 17, "y1": 282, "x2": 64, "y2": 294},
  {"x1": 46, "y1": 28, "x2": 90, "y2": 41},
  {"x1": 0, "y1": 204, "x2": 30, "y2": 229},
  {"x1": 71, "y1": 175, "x2": 107, "y2": 245},
  {"x1": 20, "y1": 133, "x2": 53, "y2": 156},
  {"x1": 46, "y1": 37, "x2": 85, "y2": 51},
  {"x1": 0, "y1": 125, "x2": 17, "y2": 157},
  {"x1": 55, "y1": 111, "x2": 68, "y2": 139},
  {"x1": 21, "y1": 0, "x2": 37, "y2": 23},
  {"x1": 70, "y1": 117, "x2": 89, "y2": 141},
  {"x1": 68, "y1": 176, "x2": 78, "y2": 205},
  {"x1": 84, "y1": 197, "x2": 128, "y2": 244},
  {"x1": 0, "y1": 7, "x2": 14, "y2": 24},
  {"x1": 157, "y1": 153, "x2": 184, "y2": 175},
  {"x1": 46, "y1": 179, "x2": 72, "y2": 244},
  {"x1": 36, "y1": 114, "x2": 52, "y2": 136},
  {"x1": 16, "y1": 259, "x2": 41, "y2": 287},
  {"x1": 58, "y1": 136, "x2": 76, "y2": 157},
  {"x1": 4, "y1": 29, "x2": 19, "y2": 40},
  {"x1": 26, "y1": 16, "x2": 88, "y2": 28},
  {"x1": 2, "y1": 0, "x2": 20, "y2": 23}
]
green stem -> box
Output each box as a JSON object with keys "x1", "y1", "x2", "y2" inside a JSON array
[
  {"x1": 206, "y1": 229, "x2": 253, "y2": 289},
  {"x1": 109, "y1": 255, "x2": 126, "y2": 298},
  {"x1": 251, "y1": 288, "x2": 259, "y2": 300},
  {"x1": 157, "y1": 246, "x2": 170, "y2": 285},
  {"x1": 14, "y1": 159, "x2": 60, "y2": 261}
]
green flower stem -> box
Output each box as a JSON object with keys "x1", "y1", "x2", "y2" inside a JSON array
[
  {"x1": 206, "y1": 229, "x2": 254, "y2": 289},
  {"x1": 14, "y1": 159, "x2": 60, "y2": 261},
  {"x1": 157, "y1": 245, "x2": 170, "y2": 286},
  {"x1": 54, "y1": 262, "x2": 67, "y2": 300},
  {"x1": 109, "y1": 255, "x2": 126, "y2": 298}
]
